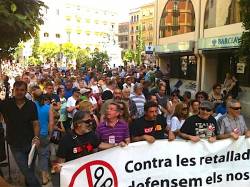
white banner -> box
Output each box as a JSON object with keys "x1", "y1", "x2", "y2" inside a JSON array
[{"x1": 61, "y1": 137, "x2": 250, "y2": 187}]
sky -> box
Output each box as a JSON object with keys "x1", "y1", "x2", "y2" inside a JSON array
[{"x1": 79, "y1": 0, "x2": 154, "y2": 22}]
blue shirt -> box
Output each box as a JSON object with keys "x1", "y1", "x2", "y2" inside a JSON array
[
  {"x1": 64, "y1": 88, "x2": 73, "y2": 100},
  {"x1": 35, "y1": 102, "x2": 50, "y2": 136},
  {"x1": 216, "y1": 104, "x2": 227, "y2": 115}
]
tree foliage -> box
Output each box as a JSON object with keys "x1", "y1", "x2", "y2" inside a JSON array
[
  {"x1": 239, "y1": 0, "x2": 250, "y2": 61},
  {"x1": 89, "y1": 50, "x2": 110, "y2": 71},
  {"x1": 123, "y1": 49, "x2": 135, "y2": 62},
  {"x1": 38, "y1": 42, "x2": 59, "y2": 61},
  {"x1": 76, "y1": 48, "x2": 91, "y2": 68},
  {"x1": 135, "y1": 25, "x2": 145, "y2": 66},
  {"x1": 61, "y1": 42, "x2": 78, "y2": 61},
  {"x1": 0, "y1": 0, "x2": 46, "y2": 59}
]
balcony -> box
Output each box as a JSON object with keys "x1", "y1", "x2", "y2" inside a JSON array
[{"x1": 172, "y1": 25, "x2": 180, "y2": 31}]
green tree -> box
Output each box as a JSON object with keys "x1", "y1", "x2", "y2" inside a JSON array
[
  {"x1": 0, "y1": 0, "x2": 46, "y2": 60},
  {"x1": 38, "y1": 42, "x2": 59, "y2": 61},
  {"x1": 122, "y1": 49, "x2": 135, "y2": 66},
  {"x1": 135, "y1": 25, "x2": 145, "y2": 66},
  {"x1": 61, "y1": 42, "x2": 78, "y2": 63},
  {"x1": 90, "y1": 50, "x2": 110, "y2": 71},
  {"x1": 76, "y1": 48, "x2": 90, "y2": 68},
  {"x1": 239, "y1": 0, "x2": 250, "y2": 62}
]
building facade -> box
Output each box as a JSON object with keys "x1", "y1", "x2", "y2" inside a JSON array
[
  {"x1": 40, "y1": 0, "x2": 119, "y2": 51},
  {"x1": 155, "y1": 0, "x2": 250, "y2": 117},
  {"x1": 118, "y1": 22, "x2": 129, "y2": 50},
  {"x1": 128, "y1": 8, "x2": 141, "y2": 50}
]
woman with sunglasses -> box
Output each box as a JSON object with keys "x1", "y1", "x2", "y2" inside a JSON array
[
  {"x1": 170, "y1": 102, "x2": 189, "y2": 138},
  {"x1": 179, "y1": 101, "x2": 218, "y2": 143}
]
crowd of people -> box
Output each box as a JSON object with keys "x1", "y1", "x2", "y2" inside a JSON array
[{"x1": 0, "y1": 63, "x2": 249, "y2": 186}]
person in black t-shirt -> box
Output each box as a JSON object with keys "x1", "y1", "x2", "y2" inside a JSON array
[
  {"x1": 54, "y1": 111, "x2": 115, "y2": 172},
  {"x1": 0, "y1": 81, "x2": 41, "y2": 187},
  {"x1": 180, "y1": 101, "x2": 218, "y2": 143},
  {"x1": 130, "y1": 101, "x2": 175, "y2": 143}
]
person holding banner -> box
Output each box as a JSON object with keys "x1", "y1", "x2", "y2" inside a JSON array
[
  {"x1": 179, "y1": 101, "x2": 218, "y2": 143},
  {"x1": 55, "y1": 111, "x2": 116, "y2": 171},
  {"x1": 130, "y1": 101, "x2": 175, "y2": 143},
  {"x1": 217, "y1": 99, "x2": 250, "y2": 140},
  {"x1": 97, "y1": 102, "x2": 130, "y2": 147}
]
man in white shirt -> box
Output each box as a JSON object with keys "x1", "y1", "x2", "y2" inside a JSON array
[{"x1": 65, "y1": 88, "x2": 81, "y2": 131}]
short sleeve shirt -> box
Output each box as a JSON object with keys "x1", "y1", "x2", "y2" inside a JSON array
[
  {"x1": 130, "y1": 115, "x2": 167, "y2": 139},
  {"x1": 96, "y1": 120, "x2": 129, "y2": 143},
  {"x1": 0, "y1": 98, "x2": 38, "y2": 147},
  {"x1": 180, "y1": 115, "x2": 218, "y2": 138},
  {"x1": 57, "y1": 131, "x2": 100, "y2": 162},
  {"x1": 218, "y1": 114, "x2": 248, "y2": 135}
]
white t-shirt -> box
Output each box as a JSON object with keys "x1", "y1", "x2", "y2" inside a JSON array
[
  {"x1": 91, "y1": 85, "x2": 100, "y2": 94},
  {"x1": 170, "y1": 116, "x2": 185, "y2": 132},
  {"x1": 123, "y1": 83, "x2": 135, "y2": 93},
  {"x1": 67, "y1": 96, "x2": 77, "y2": 118},
  {"x1": 89, "y1": 96, "x2": 97, "y2": 105}
]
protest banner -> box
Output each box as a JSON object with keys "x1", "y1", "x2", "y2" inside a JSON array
[{"x1": 61, "y1": 136, "x2": 250, "y2": 187}]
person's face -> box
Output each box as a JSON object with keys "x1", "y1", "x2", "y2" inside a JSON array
[
  {"x1": 106, "y1": 104, "x2": 119, "y2": 120},
  {"x1": 60, "y1": 89, "x2": 65, "y2": 97},
  {"x1": 197, "y1": 94, "x2": 205, "y2": 102},
  {"x1": 76, "y1": 115, "x2": 92, "y2": 134},
  {"x1": 46, "y1": 85, "x2": 54, "y2": 94},
  {"x1": 229, "y1": 102, "x2": 241, "y2": 118},
  {"x1": 214, "y1": 86, "x2": 221, "y2": 94},
  {"x1": 122, "y1": 90, "x2": 130, "y2": 99},
  {"x1": 182, "y1": 104, "x2": 188, "y2": 115},
  {"x1": 22, "y1": 75, "x2": 30, "y2": 84},
  {"x1": 145, "y1": 107, "x2": 158, "y2": 120},
  {"x1": 150, "y1": 96, "x2": 158, "y2": 104},
  {"x1": 65, "y1": 82, "x2": 73, "y2": 89},
  {"x1": 159, "y1": 87, "x2": 166, "y2": 96},
  {"x1": 14, "y1": 85, "x2": 27, "y2": 100},
  {"x1": 135, "y1": 87, "x2": 143, "y2": 95},
  {"x1": 199, "y1": 107, "x2": 212, "y2": 120},
  {"x1": 114, "y1": 90, "x2": 122, "y2": 100},
  {"x1": 74, "y1": 92, "x2": 81, "y2": 99},
  {"x1": 192, "y1": 102, "x2": 200, "y2": 111}
]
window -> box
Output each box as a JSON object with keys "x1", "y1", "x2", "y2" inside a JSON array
[
  {"x1": 169, "y1": 55, "x2": 197, "y2": 80},
  {"x1": 204, "y1": 0, "x2": 241, "y2": 29},
  {"x1": 56, "y1": 9, "x2": 59, "y2": 16},
  {"x1": 55, "y1": 33, "x2": 60, "y2": 38},
  {"x1": 137, "y1": 15, "x2": 139, "y2": 22},
  {"x1": 44, "y1": 32, "x2": 49, "y2": 37}
]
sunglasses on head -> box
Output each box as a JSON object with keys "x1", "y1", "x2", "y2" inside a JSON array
[
  {"x1": 200, "y1": 107, "x2": 212, "y2": 112},
  {"x1": 230, "y1": 107, "x2": 241, "y2": 110}
]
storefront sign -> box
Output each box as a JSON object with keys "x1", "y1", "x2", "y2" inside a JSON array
[
  {"x1": 155, "y1": 41, "x2": 194, "y2": 53},
  {"x1": 145, "y1": 46, "x2": 154, "y2": 54},
  {"x1": 61, "y1": 137, "x2": 250, "y2": 187},
  {"x1": 198, "y1": 34, "x2": 241, "y2": 50}
]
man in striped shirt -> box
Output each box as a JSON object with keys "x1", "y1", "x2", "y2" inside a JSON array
[
  {"x1": 96, "y1": 102, "x2": 130, "y2": 148},
  {"x1": 130, "y1": 83, "x2": 146, "y2": 119}
]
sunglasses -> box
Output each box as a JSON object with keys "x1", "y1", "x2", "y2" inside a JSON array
[
  {"x1": 77, "y1": 119, "x2": 93, "y2": 126},
  {"x1": 200, "y1": 107, "x2": 212, "y2": 112},
  {"x1": 182, "y1": 107, "x2": 188, "y2": 110},
  {"x1": 230, "y1": 107, "x2": 241, "y2": 110}
]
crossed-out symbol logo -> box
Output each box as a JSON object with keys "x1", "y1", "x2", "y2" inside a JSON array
[{"x1": 69, "y1": 160, "x2": 118, "y2": 187}]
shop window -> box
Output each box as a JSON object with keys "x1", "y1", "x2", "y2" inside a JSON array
[
  {"x1": 217, "y1": 53, "x2": 250, "y2": 87},
  {"x1": 204, "y1": 0, "x2": 241, "y2": 29},
  {"x1": 159, "y1": 0, "x2": 195, "y2": 38},
  {"x1": 169, "y1": 55, "x2": 197, "y2": 80}
]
